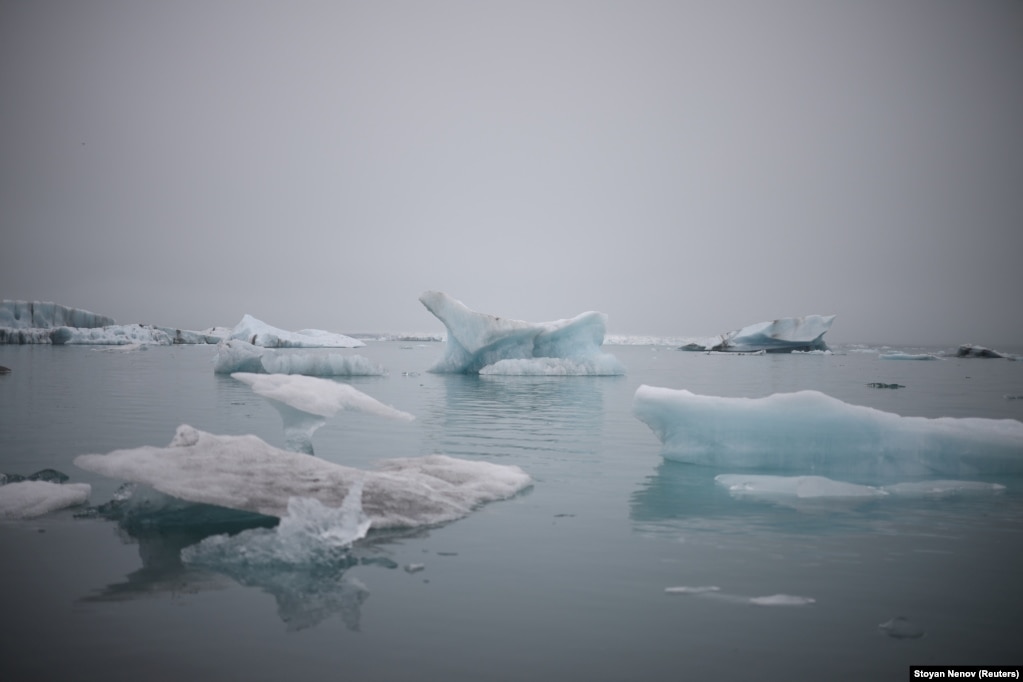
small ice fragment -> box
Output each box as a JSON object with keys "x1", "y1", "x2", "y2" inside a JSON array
[
  {"x1": 665, "y1": 586, "x2": 721, "y2": 595},
  {"x1": 405, "y1": 563, "x2": 425, "y2": 573},
  {"x1": 878, "y1": 616, "x2": 925, "y2": 639},
  {"x1": 749, "y1": 594, "x2": 816, "y2": 606}
]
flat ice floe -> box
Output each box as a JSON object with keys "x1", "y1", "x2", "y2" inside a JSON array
[
  {"x1": 633, "y1": 385, "x2": 1023, "y2": 479},
  {"x1": 74, "y1": 425, "x2": 532, "y2": 529},
  {"x1": 0, "y1": 481, "x2": 91, "y2": 519},
  {"x1": 418, "y1": 291, "x2": 623, "y2": 375}
]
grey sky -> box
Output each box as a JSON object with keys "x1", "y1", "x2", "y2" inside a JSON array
[{"x1": 2, "y1": 1, "x2": 1021, "y2": 345}]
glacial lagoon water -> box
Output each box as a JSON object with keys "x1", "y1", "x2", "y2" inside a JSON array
[{"x1": 1, "y1": 341, "x2": 1022, "y2": 681}]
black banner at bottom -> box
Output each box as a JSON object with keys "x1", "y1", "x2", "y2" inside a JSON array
[{"x1": 910, "y1": 666, "x2": 1020, "y2": 680}]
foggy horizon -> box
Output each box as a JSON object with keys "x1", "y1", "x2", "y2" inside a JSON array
[{"x1": 3, "y1": 1, "x2": 1022, "y2": 347}]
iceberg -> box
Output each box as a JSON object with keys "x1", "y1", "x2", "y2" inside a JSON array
[
  {"x1": 633, "y1": 385, "x2": 1023, "y2": 480},
  {"x1": 231, "y1": 372, "x2": 413, "y2": 454},
  {"x1": 678, "y1": 315, "x2": 835, "y2": 353},
  {"x1": 879, "y1": 352, "x2": 940, "y2": 361},
  {"x1": 0, "y1": 300, "x2": 115, "y2": 329},
  {"x1": 213, "y1": 339, "x2": 385, "y2": 376},
  {"x1": 228, "y1": 314, "x2": 363, "y2": 349},
  {"x1": 0, "y1": 481, "x2": 91, "y2": 519},
  {"x1": 74, "y1": 425, "x2": 532, "y2": 529},
  {"x1": 418, "y1": 291, "x2": 624, "y2": 374},
  {"x1": 956, "y1": 344, "x2": 1016, "y2": 359}
]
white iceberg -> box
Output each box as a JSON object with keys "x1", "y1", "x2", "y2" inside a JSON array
[
  {"x1": 678, "y1": 315, "x2": 835, "y2": 353},
  {"x1": 879, "y1": 352, "x2": 940, "y2": 361},
  {"x1": 633, "y1": 385, "x2": 1023, "y2": 480},
  {"x1": 231, "y1": 372, "x2": 413, "y2": 454},
  {"x1": 228, "y1": 314, "x2": 363, "y2": 349},
  {"x1": 74, "y1": 425, "x2": 532, "y2": 529},
  {"x1": 0, "y1": 481, "x2": 91, "y2": 519},
  {"x1": 231, "y1": 372, "x2": 414, "y2": 422},
  {"x1": 418, "y1": 291, "x2": 624, "y2": 375},
  {"x1": 213, "y1": 339, "x2": 385, "y2": 376}
]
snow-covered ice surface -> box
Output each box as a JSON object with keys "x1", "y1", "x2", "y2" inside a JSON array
[
  {"x1": 0, "y1": 481, "x2": 91, "y2": 519},
  {"x1": 74, "y1": 425, "x2": 532, "y2": 529},
  {"x1": 213, "y1": 339, "x2": 385, "y2": 376},
  {"x1": 633, "y1": 385, "x2": 1023, "y2": 481},
  {"x1": 679, "y1": 315, "x2": 835, "y2": 353},
  {"x1": 228, "y1": 314, "x2": 364, "y2": 348},
  {"x1": 418, "y1": 291, "x2": 623, "y2": 374}
]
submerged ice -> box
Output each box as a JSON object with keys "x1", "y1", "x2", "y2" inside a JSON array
[
  {"x1": 419, "y1": 291, "x2": 624, "y2": 374},
  {"x1": 679, "y1": 315, "x2": 835, "y2": 353},
  {"x1": 74, "y1": 425, "x2": 532, "y2": 529},
  {"x1": 633, "y1": 385, "x2": 1023, "y2": 480}
]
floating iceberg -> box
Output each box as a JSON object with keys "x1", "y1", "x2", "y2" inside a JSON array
[
  {"x1": 0, "y1": 481, "x2": 91, "y2": 519},
  {"x1": 74, "y1": 425, "x2": 532, "y2": 529},
  {"x1": 213, "y1": 339, "x2": 385, "y2": 376},
  {"x1": 231, "y1": 372, "x2": 413, "y2": 454},
  {"x1": 678, "y1": 315, "x2": 835, "y2": 353},
  {"x1": 227, "y1": 314, "x2": 363, "y2": 349},
  {"x1": 418, "y1": 291, "x2": 624, "y2": 374},
  {"x1": 956, "y1": 344, "x2": 1016, "y2": 360},
  {"x1": 633, "y1": 385, "x2": 1023, "y2": 480}
]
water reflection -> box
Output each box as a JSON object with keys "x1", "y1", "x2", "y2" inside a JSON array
[
  {"x1": 79, "y1": 493, "x2": 428, "y2": 632},
  {"x1": 425, "y1": 374, "x2": 613, "y2": 464},
  {"x1": 630, "y1": 459, "x2": 1021, "y2": 539}
]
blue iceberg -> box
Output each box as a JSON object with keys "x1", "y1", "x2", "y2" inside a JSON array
[
  {"x1": 633, "y1": 385, "x2": 1023, "y2": 481},
  {"x1": 419, "y1": 291, "x2": 623, "y2": 375}
]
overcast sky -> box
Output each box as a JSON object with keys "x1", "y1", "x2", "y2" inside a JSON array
[{"x1": 2, "y1": 1, "x2": 1021, "y2": 345}]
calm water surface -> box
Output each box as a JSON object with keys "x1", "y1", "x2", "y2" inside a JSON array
[{"x1": 1, "y1": 342, "x2": 1021, "y2": 681}]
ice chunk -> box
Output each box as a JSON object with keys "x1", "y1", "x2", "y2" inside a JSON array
[
  {"x1": 633, "y1": 385, "x2": 1023, "y2": 480},
  {"x1": 74, "y1": 425, "x2": 532, "y2": 529},
  {"x1": 51, "y1": 324, "x2": 176, "y2": 346},
  {"x1": 678, "y1": 315, "x2": 835, "y2": 353},
  {"x1": 479, "y1": 356, "x2": 624, "y2": 376},
  {"x1": 879, "y1": 352, "x2": 940, "y2": 361},
  {"x1": 0, "y1": 481, "x2": 91, "y2": 519},
  {"x1": 956, "y1": 344, "x2": 1016, "y2": 359},
  {"x1": 878, "y1": 616, "x2": 925, "y2": 639},
  {"x1": 183, "y1": 481, "x2": 371, "y2": 568},
  {"x1": 0, "y1": 300, "x2": 115, "y2": 329},
  {"x1": 228, "y1": 314, "x2": 363, "y2": 348},
  {"x1": 230, "y1": 372, "x2": 413, "y2": 454},
  {"x1": 231, "y1": 373, "x2": 413, "y2": 421},
  {"x1": 715, "y1": 474, "x2": 885, "y2": 499},
  {"x1": 665, "y1": 586, "x2": 721, "y2": 595},
  {"x1": 881, "y1": 480, "x2": 1006, "y2": 496},
  {"x1": 419, "y1": 291, "x2": 623, "y2": 374},
  {"x1": 749, "y1": 594, "x2": 816, "y2": 606},
  {"x1": 213, "y1": 339, "x2": 385, "y2": 376}
]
